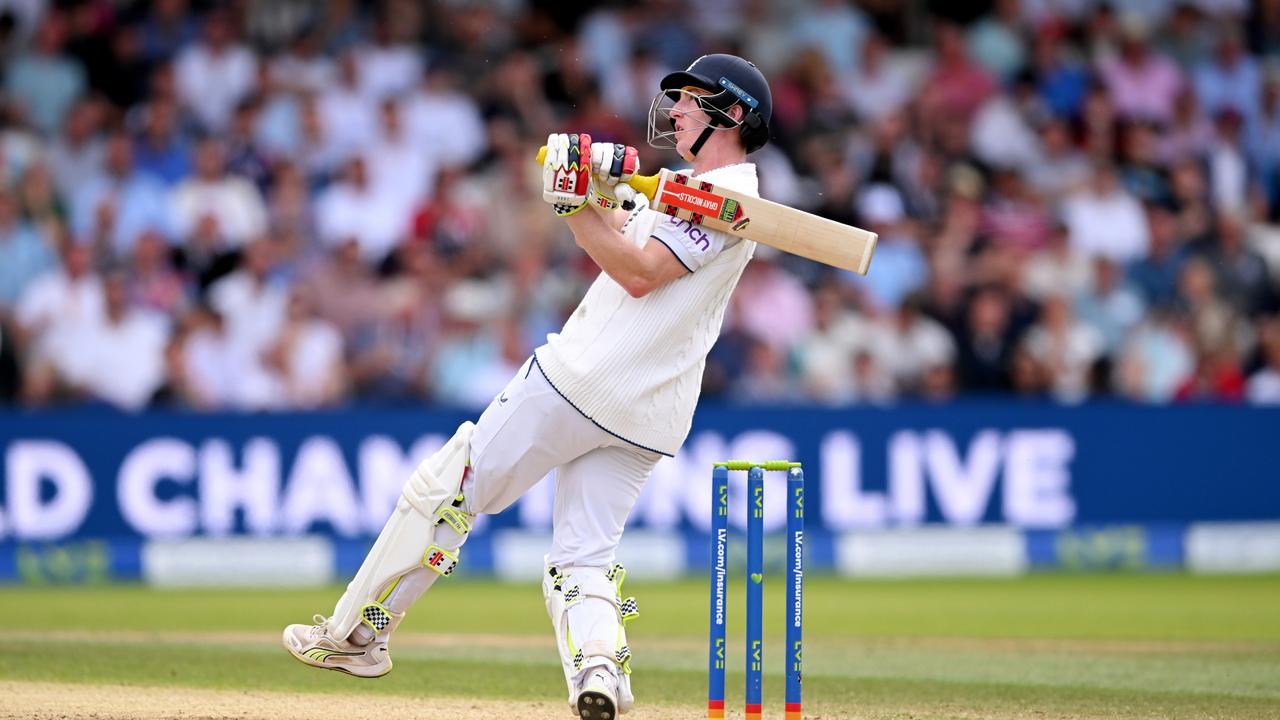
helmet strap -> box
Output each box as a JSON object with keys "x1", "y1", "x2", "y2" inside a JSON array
[
  {"x1": 687, "y1": 107, "x2": 735, "y2": 158},
  {"x1": 688, "y1": 124, "x2": 716, "y2": 157}
]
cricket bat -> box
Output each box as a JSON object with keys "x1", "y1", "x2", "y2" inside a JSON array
[{"x1": 535, "y1": 147, "x2": 878, "y2": 275}]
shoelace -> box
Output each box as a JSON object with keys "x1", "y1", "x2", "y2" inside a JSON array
[{"x1": 307, "y1": 614, "x2": 330, "y2": 639}]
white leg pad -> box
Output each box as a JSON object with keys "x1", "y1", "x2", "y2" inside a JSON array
[
  {"x1": 543, "y1": 561, "x2": 638, "y2": 712},
  {"x1": 329, "y1": 422, "x2": 475, "y2": 640}
]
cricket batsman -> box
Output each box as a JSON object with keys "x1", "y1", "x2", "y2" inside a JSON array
[{"x1": 283, "y1": 53, "x2": 772, "y2": 720}]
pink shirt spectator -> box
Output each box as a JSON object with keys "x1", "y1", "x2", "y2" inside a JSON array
[{"x1": 1097, "y1": 52, "x2": 1183, "y2": 123}]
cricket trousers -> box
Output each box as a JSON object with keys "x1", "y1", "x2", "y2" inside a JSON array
[{"x1": 464, "y1": 355, "x2": 662, "y2": 569}]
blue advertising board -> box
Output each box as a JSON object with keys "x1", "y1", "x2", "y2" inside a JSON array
[{"x1": 1, "y1": 403, "x2": 1276, "y2": 546}]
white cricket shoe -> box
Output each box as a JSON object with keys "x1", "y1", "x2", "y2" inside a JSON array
[
  {"x1": 575, "y1": 666, "x2": 619, "y2": 720},
  {"x1": 282, "y1": 613, "x2": 398, "y2": 678}
]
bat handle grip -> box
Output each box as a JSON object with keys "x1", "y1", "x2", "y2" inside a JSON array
[{"x1": 534, "y1": 145, "x2": 660, "y2": 203}]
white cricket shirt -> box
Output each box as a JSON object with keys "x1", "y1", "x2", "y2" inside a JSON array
[{"x1": 535, "y1": 162, "x2": 759, "y2": 456}]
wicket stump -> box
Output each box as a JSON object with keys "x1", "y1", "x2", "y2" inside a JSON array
[{"x1": 708, "y1": 461, "x2": 804, "y2": 720}]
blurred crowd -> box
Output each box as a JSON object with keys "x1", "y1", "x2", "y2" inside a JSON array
[{"x1": 1, "y1": 0, "x2": 1280, "y2": 411}]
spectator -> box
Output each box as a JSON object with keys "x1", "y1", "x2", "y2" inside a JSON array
[
  {"x1": 131, "y1": 95, "x2": 193, "y2": 184},
  {"x1": 173, "y1": 9, "x2": 257, "y2": 133},
  {"x1": 224, "y1": 99, "x2": 272, "y2": 192},
  {"x1": 882, "y1": 294, "x2": 957, "y2": 394},
  {"x1": 970, "y1": 72, "x2": 1045, "y2": 172},
  {"x1": 730, "y1": 253, "x2": 815, "y2": 353},
  {"x1": 1174, "y1": 345, "x2": 1246, "y2": 401},
  {"x1": 956, "y1": 286, "x2": 1019, "y2": 391},
  {"x1": 0, "y1": 319, "x2": 20, "y2": 403},
  {"x1": 968, "y1": 0, "x2": 1027, "y2": 83},
  {"x1": 1096, "y1": 14, "x2": 1183, "y2": 123},
  {"x1": 1061, "y1": 164, "x2": 1151, "y2": 263},
  {"x1": 317, "y1": 51, "x2": 378, "y2": 162},
  {"x1": 1027, "y1": 117, "x2": 1092, "y2": 201},
  {"x1": 139, "y1": 0, "x2": 199, "y2": 62},
  {"x1": 1201, "y1": 212, "x2": 1277, "y2": 315},
  {"x1": 0, "y1": 188, "x2": 56, "y2": 310},
  {"x1": 919, "y1": 22, "x2": 997, "y2": 127},
  {"x1": 262, "y1": 288, "x2": 347, "y2": 408},
  {"x1": 348, "y1": 250, "x2": 440, "y2": 402},
  {"x1": 353, "y1": 15, "x2": 421, "y2": 101},
  {"x1": 14, "y1": 242, "x2": 103, "y2": 375},
  {"x1": 1115, "y1": 310, "x2": 1196, "y2": 401},
  {"x1": 207, "y1": 238, "x2": 287, "y2": 361},
  {"x1": 169, "y1": 137, "x2": 268, "y2": 250},
  {"x1": 1032, "y1": 27, "x2": 1090, "y2": 119},
  {"x1": 301, "y1": 240, "x2": 383, "y2": 343},
  {"x1": 365, "y1": 98, "x2": 436, "y2": 217},
  {"x1": 15, "y1": 163, "x2": 63, "y2": 238},
  {"x1": 1024, "y1": 221, "x2": 1093, "y2": 302},
  {"x1": 1246, "y1": 319, "x2": 1280, "y2": 404},
  {"x1": 431, "y1": 280, "x2": 521, "y2": 409},
  {"x1": 1076, "y1": 257, "x2": 1146, "y2": 354},
  {"x1": 982, "y1": 169, "x2": 1054, "y2": 253},
  {"x1": 71, "y1": 129, "x2": 171, "y2": 257},
  {"x1": 1021, "y1": 295, "x2": 1105, "y2": 402},
  {"x1": 789, "y1": 0, "x2": 869, "y2": 76},
  {"x1": 1157, "y1": 3, "x2": 1214, "y2": 70},
  {"x1": 1177, "y1": 256, "x2": 1246, "y2": 355},
  {"x1": 1251, "y1": 70, "x2": 1280, "y2": 217},
  {"x1": 1118, "y1": 121, "x2": 1172, "y2": 205},
  {"x1": 1206, "y1": 108, "x2": 1250, "y2": 214},
  {"x1": 851, "y1": 184, "x2": 927, "y2": 312},
  {"x1": 795, "y1": 283, "x2": 872, "y2": 402},
  {"x1": 732, "y1": 335, "x2": 801, "y2": 404},
  {"x1": 177, "y1": 303, "x2": 239, "y2": 409},
  {"x1": 58, "y1": 270, "x2": 169, "y2": 410},
  {"x1": 268, "y1": 26, "x2": 336, "y2": 94},
  {"x1": 290, "y1": 92, "x2": 347, "y2": 187},
  {"x1": 315, "y1": 156, "x2": 405, "y2": 264},
  {"x1": 1192, "y1": 27, "x2": 1260, "y2": 122},
  {"x1": 842, "y1": 33, "x2": 916, "y2": 123},
  {"x1": 5, "y1": 13, "x2": 86, "y2": 134},
  {"x1": 127, "y1": 229, "x2": 189, "y2": 316},
  {"x1": 46, "y1": 99, "x2": 105, "y2": 201},
  {"x1": 1128, "y1": 205, "x2": 1188, "y2": 306},
  {"x1": 1160, "y1": 87, "x2": 1215, "y2": 163},
  {"x1": 404, "y1": 61, "x2": 487, "y2": 170}
]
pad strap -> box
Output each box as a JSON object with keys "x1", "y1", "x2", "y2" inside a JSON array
[{"x1": 423, "y1": 545, "x2": 459, "y2": 576}]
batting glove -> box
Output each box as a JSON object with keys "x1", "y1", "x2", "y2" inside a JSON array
[
  {"x1": 588, "y1": 142, "x2": 640, "y2": 211},
  {"x1": 543, "y1": 132, "x2": 592, "y2": 217}
]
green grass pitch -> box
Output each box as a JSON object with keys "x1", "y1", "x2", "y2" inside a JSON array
[{"x1": 1, "y1": 573, "x2": 1277, "y2": 718}]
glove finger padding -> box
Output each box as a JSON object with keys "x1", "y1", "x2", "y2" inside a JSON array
[
  {"x1": 588, "y1": 142, "x2": 641, "y2": 211},
  {"x1": 590, "y1": 142, "x2": 639, "y2": 185},
  {"x1": 543, "y1": 132, "x2": 592, "y2": 217}
]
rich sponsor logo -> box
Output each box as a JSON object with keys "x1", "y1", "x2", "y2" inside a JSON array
[{"x1": 669, "y1": 217, "x2": 711, "y2": 251}]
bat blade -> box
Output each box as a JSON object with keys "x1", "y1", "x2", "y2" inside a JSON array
[{"x1": 651, "y1": 170, "x2": 878, "y2": 275}]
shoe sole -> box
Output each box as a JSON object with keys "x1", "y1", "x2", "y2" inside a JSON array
[
  {"x1": 576, "y1": 690, "x2": 617, "y2": 720},
  {"x1": 283, "y1": 630, "x2": 391, "y2": 679}
]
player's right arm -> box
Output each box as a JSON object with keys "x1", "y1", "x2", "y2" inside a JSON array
[
  {"x1": 542, "y1": 133, "x2": 687, "y2": 297},
  {"x1": 563, "y1": 206, "x2": 689, "y2": 298}
]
